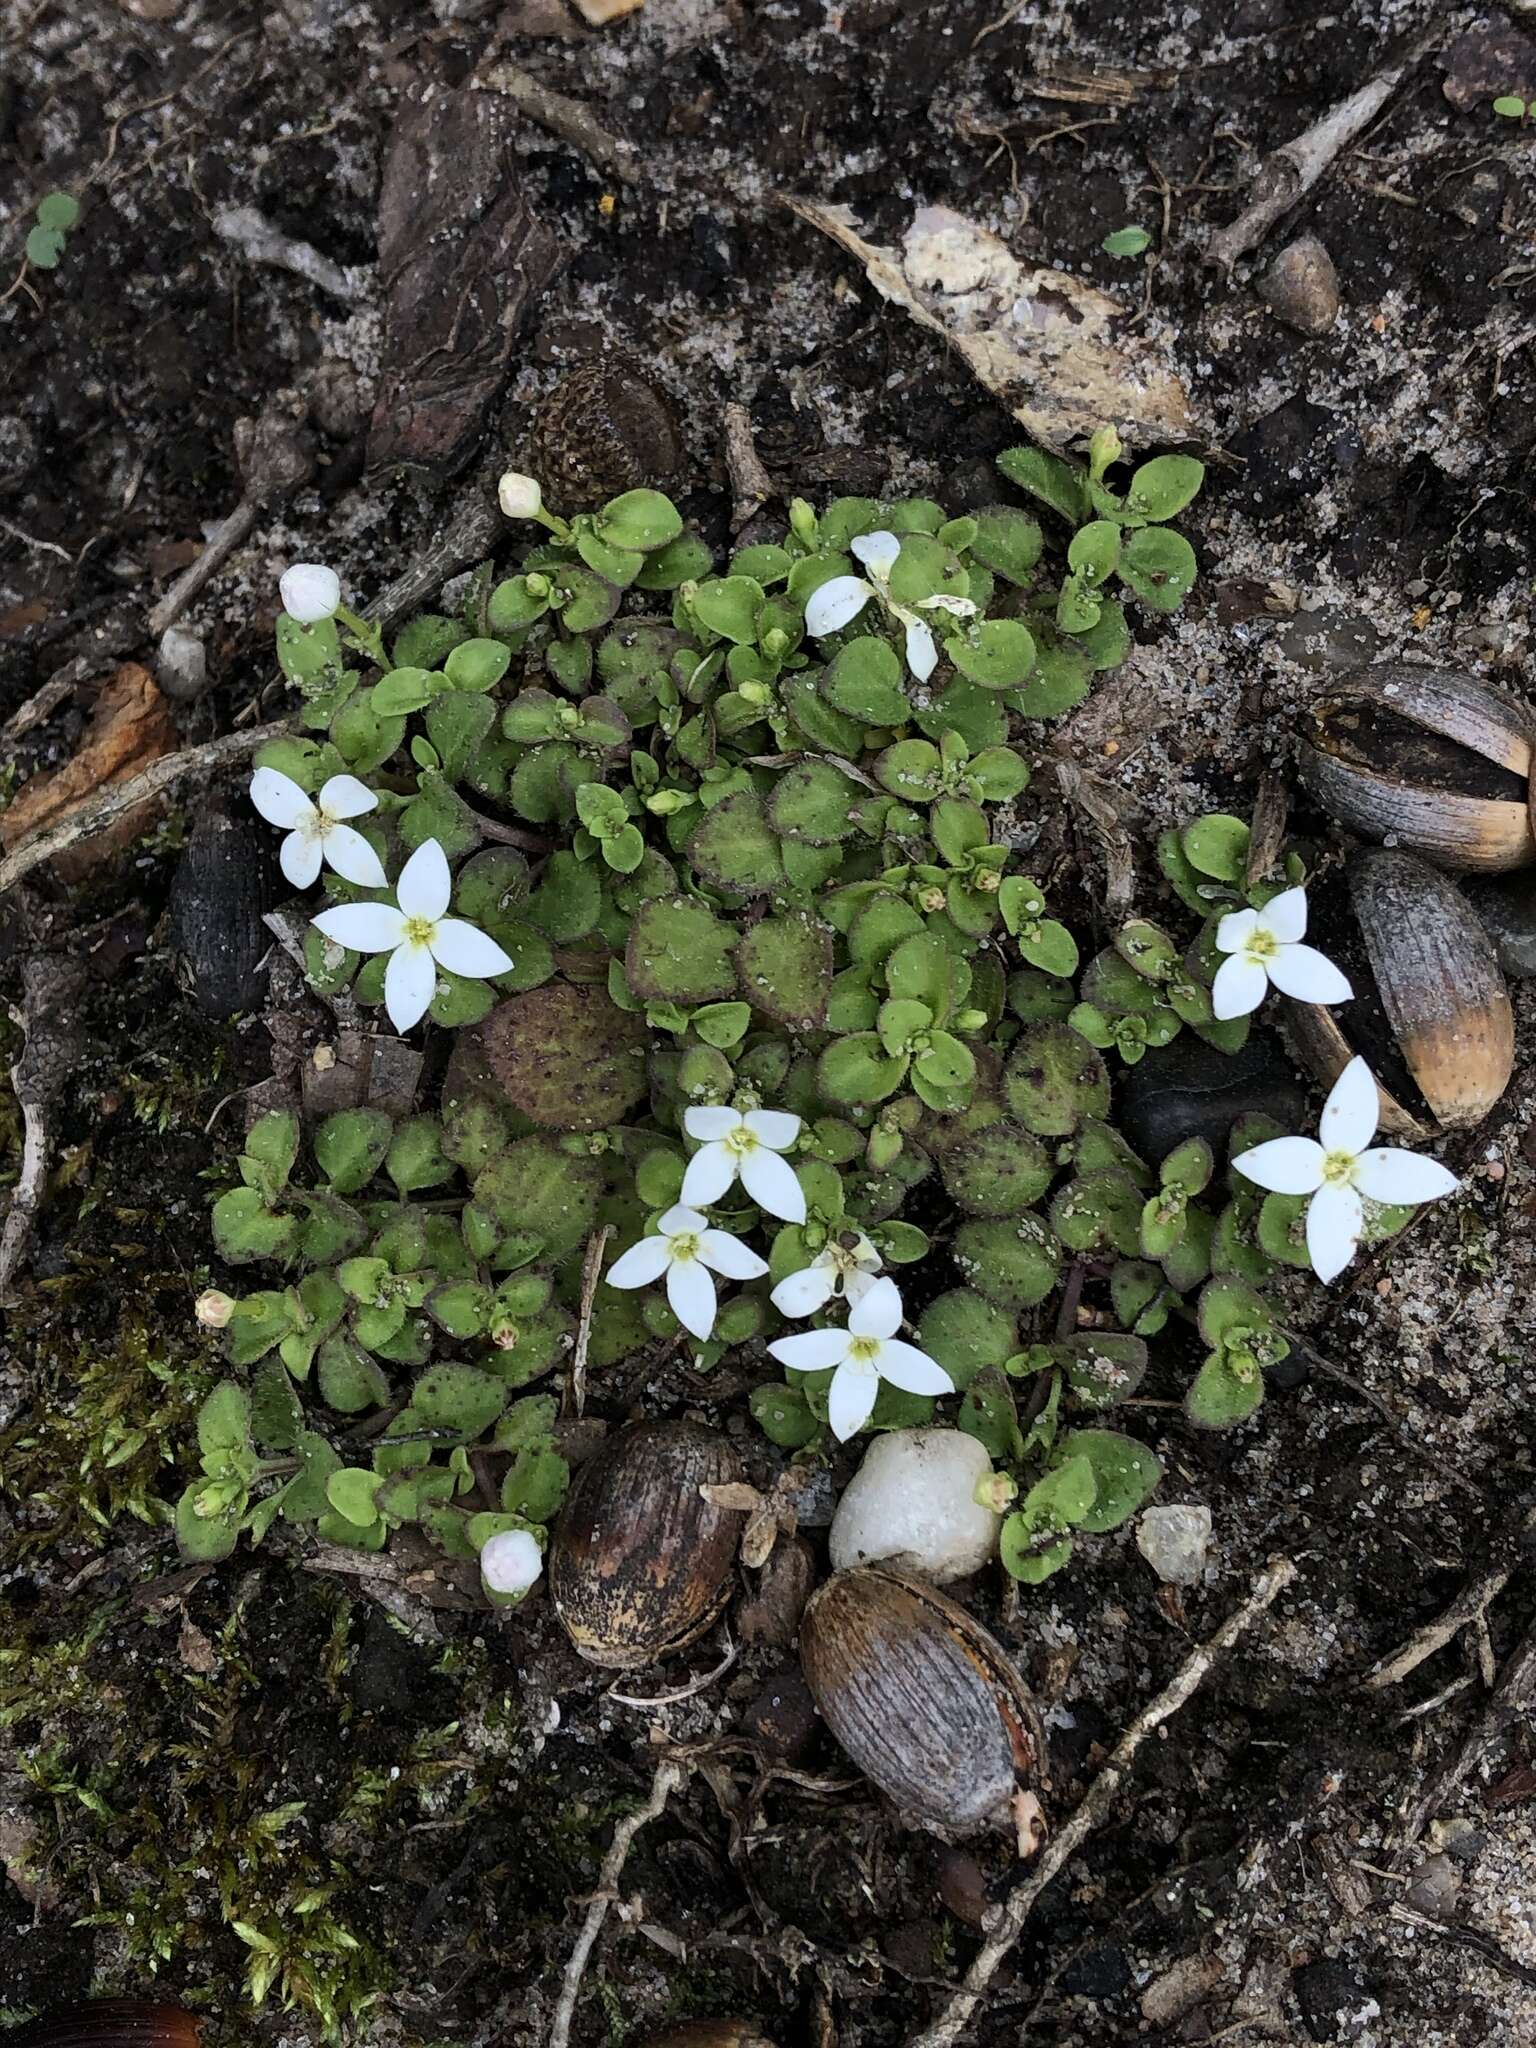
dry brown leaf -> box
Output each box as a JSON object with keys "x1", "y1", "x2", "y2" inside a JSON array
[
  {"x1": 785, "y1": 198, "x2": 1194, "y2": 454},
  {"x1": 0, "y1": 663, "x2": 177, "y2": 882}
]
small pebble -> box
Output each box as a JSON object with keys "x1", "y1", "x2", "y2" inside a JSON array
[
  {"x1": 830, "y1": 1428, "x2": 1001, "y2": 1584},
  {"x1": 1260, "y1": 234, "x2": 1341, "y2": 337},
  {"x1": 1136, "y1": 1503, "x2": 1212, "y2": 1586},
  {"x1": 156, "y1": 623, "x2": 208, "y2": 701}
]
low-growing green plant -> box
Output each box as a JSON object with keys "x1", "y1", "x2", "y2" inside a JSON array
[
  {"x1": 179, "y1": 443, "x2": 1429, "y2": 1589},
  {"x1": 25, "y1": 190, "x2": 80, "y2": 271}
]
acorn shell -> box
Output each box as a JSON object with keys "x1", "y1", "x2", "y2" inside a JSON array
[
  {"x1": 14, "y1": 2006, "x2": 203, "y2": 2048},
  {"x1": 1297, "y1": 664, "x2": 1536, "y2": 873},
  {"x1": 550, "y1": 1419, "x2": 744, "y2": 1668},
  {"x1": 1288, "y1": 848, "x2": 1514, "y2": 1137},
  {"x1": 799, "y1": 1565, "x2": 1045, "y2": 1842}
]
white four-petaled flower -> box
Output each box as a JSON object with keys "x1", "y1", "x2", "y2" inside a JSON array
[
  {"x1": 1232, "y1": 1055, "x2": 1459, "y2": 1283},
  {"x1": 310, "y1": 837, "x2": 514, "y2": 1034},
  {"x1": 681, "y1": 1106, "x2": 806, "y2": 1222},
  {"x1": 802, "y1": 530, "x2": 975, "y2": 685},
  {"x1": 1212, "y1": 885, "x2": 1352, "y2": 1021},
  {"x1": 770, "y1": 1232, "x2": 882, "y2": 1317},
  {"x1": 279, "y1": 563, "x2": 341, "y2": 624},
  {"x1": 768, "y1": 1276, "x2": 953, "y2": 1440},
  {"x1": 250, "y1": 767, "x2": 387, "y2": 890},
  {"x1": 606, "y1": 1203, "x2": 769, "y2": 1340}
]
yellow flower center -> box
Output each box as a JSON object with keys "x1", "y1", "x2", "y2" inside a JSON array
[
  {"x1": 723, "y1": 1125, "x2": 757, "y2": 1158},
  {"x1": 669, "y1": 1232, "x2": 699, "y2": 1263},
  {"x1": 847, "y1": 1335, "x2": 882, "y2": 1365},
  {"x1": 403, "y1": 915, "x2": 437, "y2": 949},
  {"x1": 1245, "y1": 928, "x2": 1278, "y2": 962},
  {"x1": 1321, "y1": 1150, "x2": 1358, "y2": 1187}
]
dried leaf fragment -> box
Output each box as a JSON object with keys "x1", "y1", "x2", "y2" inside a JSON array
[{"x1": 785, "y1": 198, "x2": 1194, "y2": 454}]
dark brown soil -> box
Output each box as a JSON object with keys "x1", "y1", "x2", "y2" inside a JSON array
[{"x1": 4, "y1": 4, "x2": 1536, "y2": 2046}]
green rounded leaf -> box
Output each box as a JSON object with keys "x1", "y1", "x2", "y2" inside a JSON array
[
  {"x1": 945, "y1": 619, "x2": 1036, "y2": 690},
  {"x1": 596, "y1": 489, "x2": 684, "y2": 552},
  {"x1": 952, "y1": 1215, "x2": 1062, "y2": 1311}
]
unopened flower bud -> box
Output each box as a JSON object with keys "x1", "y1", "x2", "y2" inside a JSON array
[
  {"x1": 738, "y1": 680, "x2": 770, "y2": 707},
  {"x1": 279, "y1": 563, "x2": 341, "y2": 625},
  {"x1": 973, "y1": 867, "x2": 1001, "y2": 894},
  {"x1": 1088, "y1": 423, "x2": 1123, "y2": 478},
  {"x1": 497, "y1": 471, "x2": 544, "y2": 520},
  {"x1": 195, "y1": 1289, "x2": 236, "y2": 1330},
  {"x1": 480, "y1": 1527, "x2": 543, "y2": 1596},
  {"x1": 490, "y1": 1321, "x2": 519, "y2": 1350},
  {"x1": 525, "y1": 572, "x2": 552, "y2": 598},
  {"x1": 974, "y1": 1471, "x2": 1017, "y2": 1513},
  {"x1": 919, "y1": 885, "x2": 946, "y2": 913}
]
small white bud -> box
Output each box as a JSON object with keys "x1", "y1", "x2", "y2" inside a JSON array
[
  {"x1": 195, "y1": 1289, "x2": 236, "y2": 1329},
  {"x1": 497, "y1": 471, "x2": 544, "y2": 520},
  {"x1": 480, "y1": 1528, "x2": 543, "y2": 1597},
  {"x1": 279, "y1": 563, "x2": 341, "y2": 624}
]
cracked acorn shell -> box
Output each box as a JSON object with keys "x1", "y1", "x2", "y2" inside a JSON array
[
  {"x1": 14, "y1": 2007, "x2": 203, "y2": 2048},
  {"x1": 1296, "y1": 663, "x2": 1536, "y2": 873},
  {"x1": 550, "y1": 1419, "x2": 745, "y2": 1668},
  {"x1": 1288, "y1": 848, "x2": 1514, "y2": 1138},
  {"x1": 799, "y1": 1565, "x2": 1046, "y2": 1844}
]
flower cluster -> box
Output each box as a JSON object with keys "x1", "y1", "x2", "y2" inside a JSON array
[
  {"x1": 1205, "y1": 883, "x2": 1458, "y2": 1280},
  {"x1": 605, "y1": 1104, "x2": 952, "y2": 1436}
]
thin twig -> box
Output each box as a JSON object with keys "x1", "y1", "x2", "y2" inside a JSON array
[
  {"x1": 1205, "y1": 28, "x2": 1439, "y2": 269},
  {"x1": 477, "y1": 60, "x2": 639, "y2": 183},
  {"x1": 607, "y1": 1631, "x2": 737, "y2": 1709},
  {"x1": 1360, "y1": 1502, "x2": 1536, "y2": 1692},
  {"x1": 568, "y1": 1224, "x2": 614, "y2": 1418},
  {"x1": 904, "y1": 1556, "x2": 1298, "y2": 2048},
  {"x1": 0, "y1": 1043, "x2": 49, "y2": 1301},
  {"x1": 724, "y1": 403, "x2": 773, "y2": 532},
  {"x1": 1393, "y1": 1618, "x2": 1536, "y2": 1851},
  {"x1": 549, "y1": 1756, "x2": 686, "y2": 2048},
  {"x1": 1291, "y1": 1335, "x2": 1486, "y2": 1502}
]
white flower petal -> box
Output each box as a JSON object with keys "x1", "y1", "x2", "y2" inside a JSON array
[
  {"x1": 873, "y1": 1338, "x2": 954, "y2": 1397},
  {"x1": 903, "y1": 617, "x2": 938, "y2": 682},
  {"x1": 1211, "y1": 953, "x2": 1268, "y2": 1021},
  {"x1": 396, "y1": 837, "x2": 452, "y2": 922},
  {"x1": 768, "y1": 1328, "x2": 852, "y2": 1374},
  {"x1": 658, "y1": 1205, "x2": 710, "y2": 1236},
  {"x1": 680, "y1": 1142, "x2": 737, "y2": 1208},
  {"x1": 803, "y1": 575, "x2": 874, "y2": 637},
  {"x1": 311, "y1": 902, "x2": 408, "y2": 954},
  {"x1": 697, "y1": 1229, "x2": 769, "y2": 1282},
  {"x1": 279, "y1": 829, "x2": 324, "y2": 891},
  {"x1": 849, "y1": 1275, "x2": 903, "y2": 1341},
  {"x1": 1260, "y1": 885, "x2": 1309, "y2": 944},
  {"x1": 1353, "y1": 1148, "x2": 1460, "y2": 1205},
  {"x1": 843, "y1": 1265, "x2": 881, "y2": 1304},
  {"x1": 667, "y1": 1258, "x2": 717, "y2": 1341},
  {"x1": 850, "y1": 530, "x2": 901, "y2": 577},
  {"x1": 1320, "y1": 1056, "x2": 1379, "y2": 1156},
  {"x1": 1266, "y1": 943, "x2": 1352, "y2": 1006},
  {"x1": 430, "y1": 917, "x2": 514, "y2": 979},
  {"x1": 827, "y1": 1360, "x2": 879, "y2": 1441},
  {"x1": 385, "y1": 940, "x2": 437, "y2": 1033},
  {"x1": 1214, "y1": 906, "x2": 1260, "y2": 956},
  {"x1": 743, "y1": 1109, "x2": 801, "y2": 1152},
  {"x1": 1232, "y1": 1135, "x2": 1326, "y2": 1196},
  {"x1": 479, "y1": 1528, "x2": 542, "y2": 1595},
  {"x1": 607, "y1": 1235, "x2": 673, "y2": 1288},
  {"x1": 684, "y1": 1105, "x2": 742, "y2": 1142},
  {"x1": 770, "y1": 1265, "x2": 837, "y2": 1318},
  {"x1": 279, "y1": 563, "x2": 341, "y2": 624},
  {"x1": 1306, "y1": 1180, "x2": 1363, "y2": 1284},
  {"x1": 738, "y1": 1146, "x2": 806, "y2": 1223},
  {"x1": 250, "y1": 767, "x2": 315, "y2": 830},
  {"x1": 321, "y1": 823, "x2": 388, "y2": 889},
  {"x1": 318, "y1": 773, "x2": 378, "y2": 821}
]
